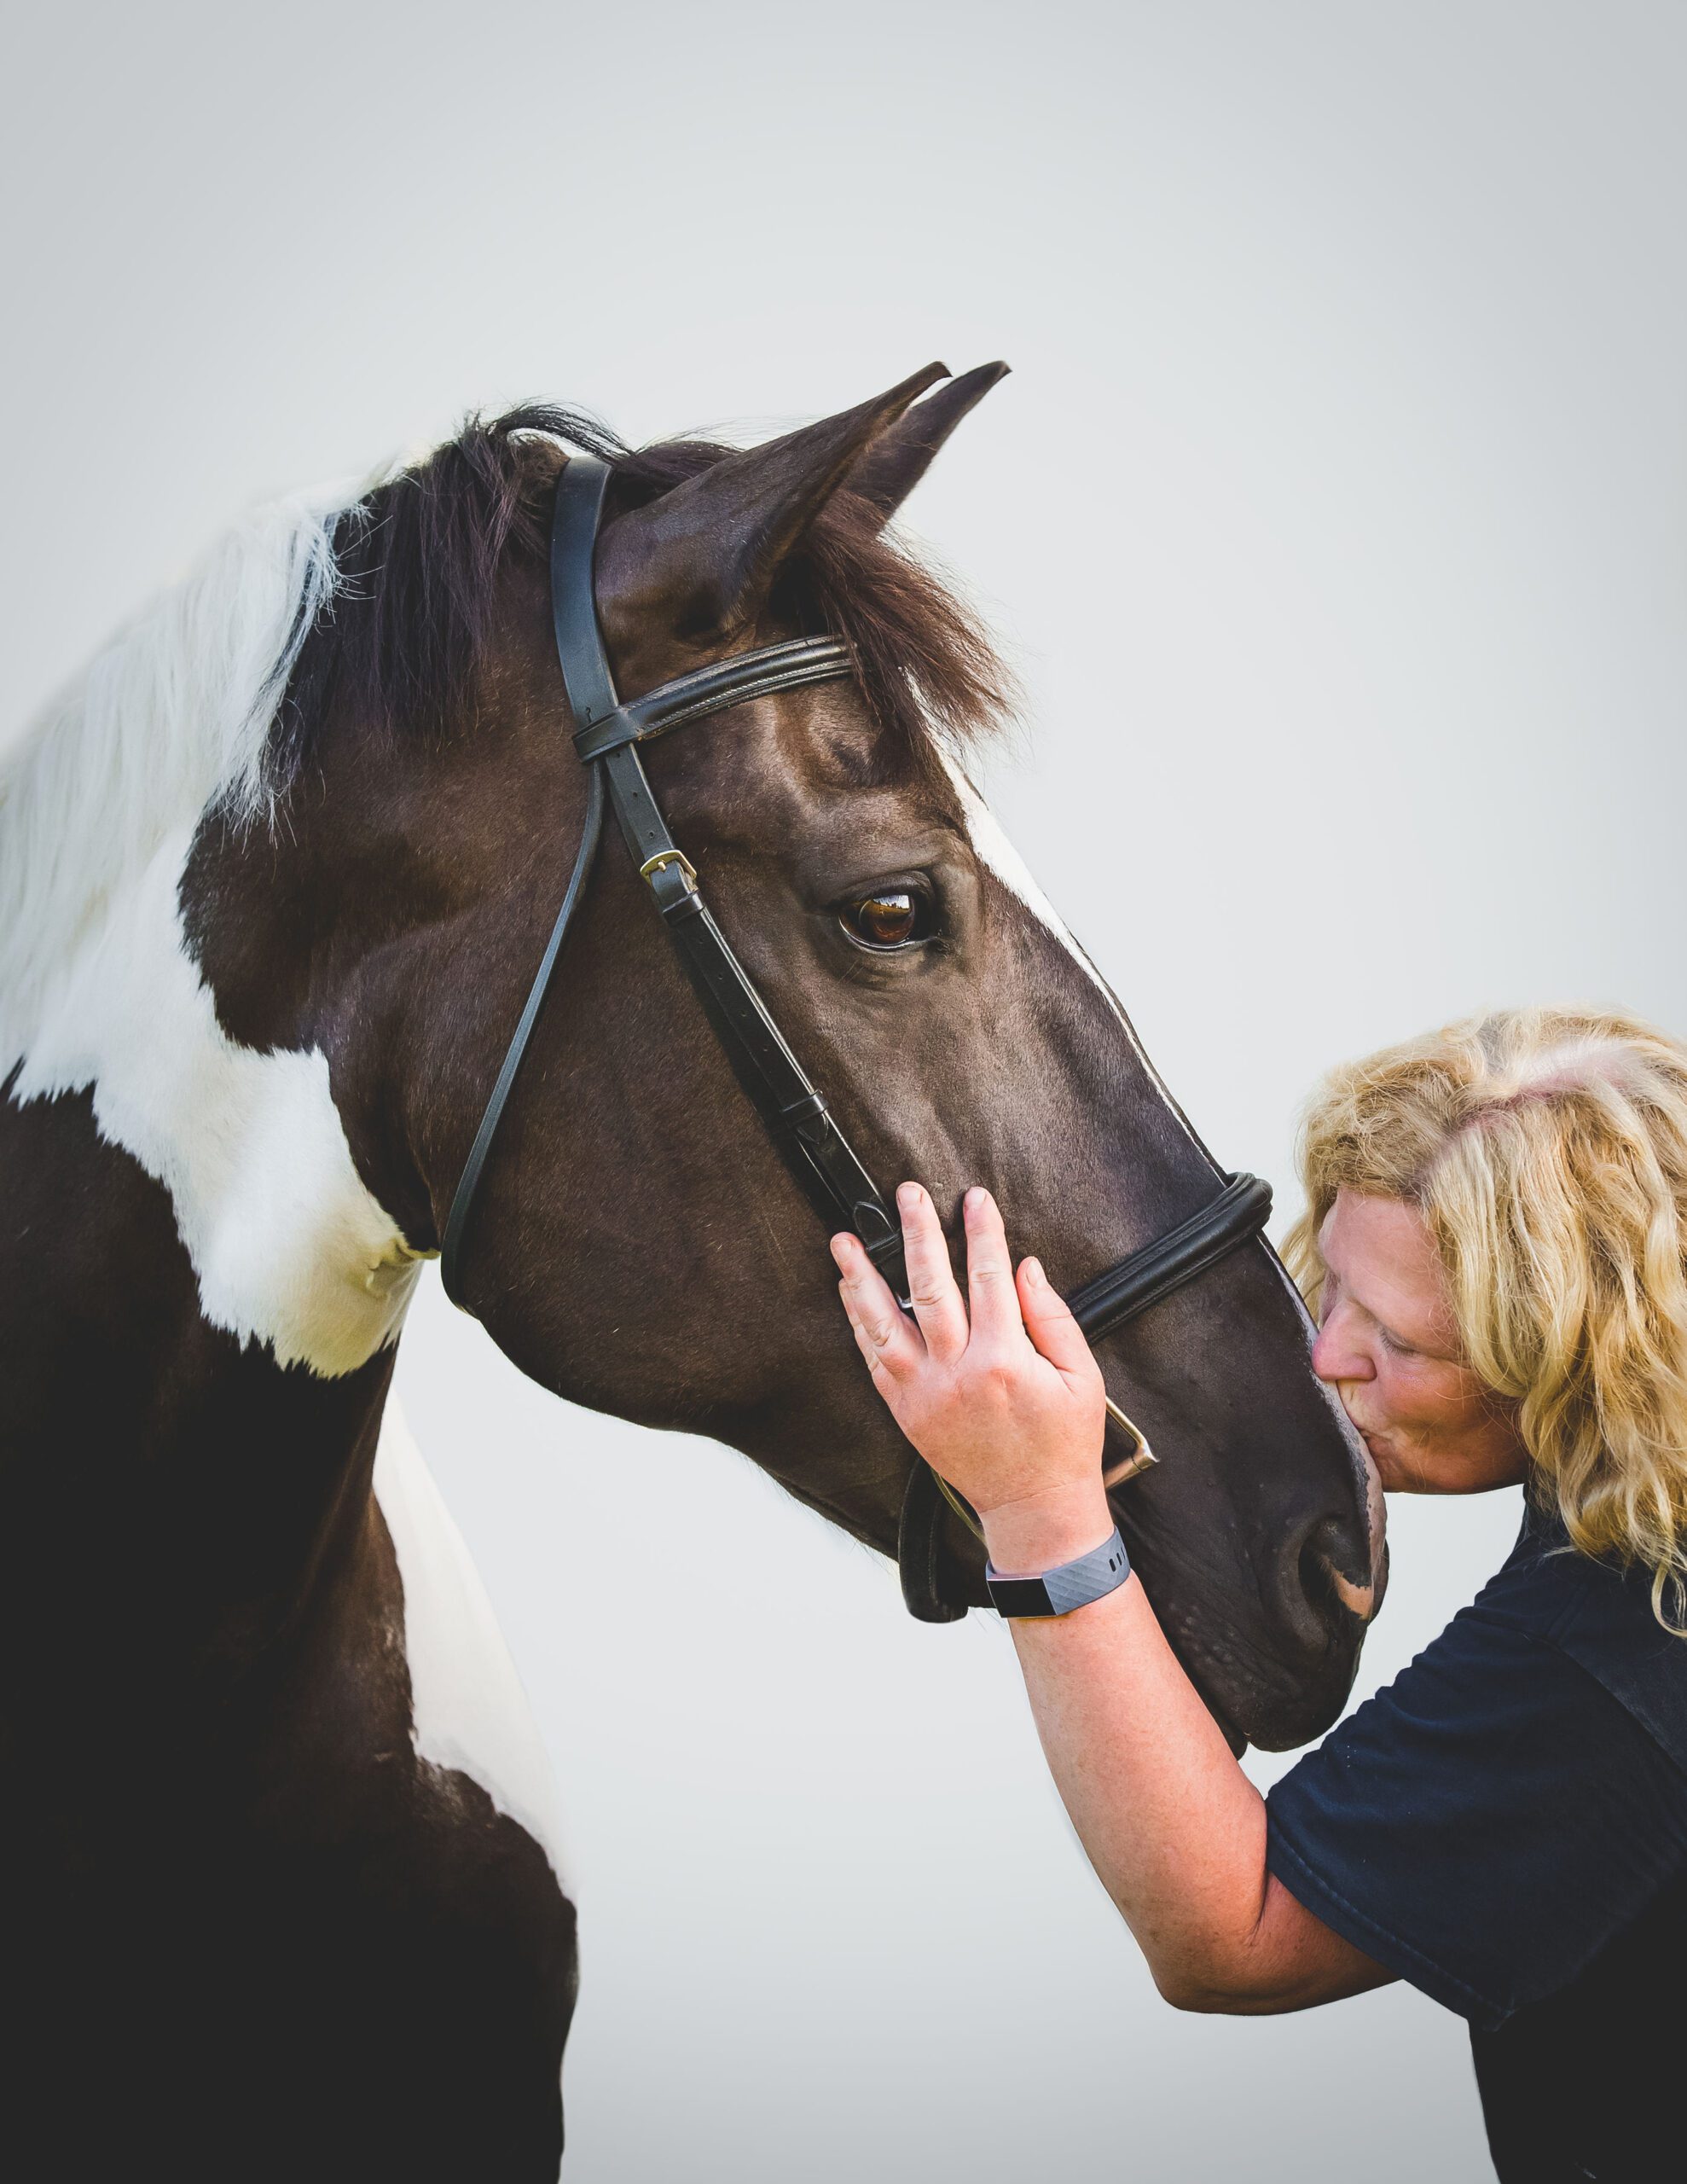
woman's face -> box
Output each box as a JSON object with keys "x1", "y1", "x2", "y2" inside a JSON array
[{"x1": 1310, "y1": 1188, "x2": 1528, "y2": 1495}]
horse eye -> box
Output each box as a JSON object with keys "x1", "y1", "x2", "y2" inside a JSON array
[{"x1": 840, "y1": 887, "x2": 929, "y2": 950}]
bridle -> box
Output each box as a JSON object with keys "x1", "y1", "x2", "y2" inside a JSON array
[{"x1": 439, "y1": 452, "x2": 1273, "y2": 1619}]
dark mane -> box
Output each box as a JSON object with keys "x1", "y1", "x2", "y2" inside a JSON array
[{"x1": 271, "y1": 402, "x2": 1012, "y2": 793}]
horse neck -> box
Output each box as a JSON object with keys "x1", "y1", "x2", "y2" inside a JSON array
[{"x1": 0, "y1": 816, "x2": 417, "y2": 1727}]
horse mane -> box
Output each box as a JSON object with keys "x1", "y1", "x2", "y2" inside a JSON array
[
  {"x1": 0, "y1": 478, "x2": 359, "y2": 1074},
  {"x1": 273, "y1": 403, "x2": 1012, "y2": 793},
  {"x1": 0, "y1": 402, "x2": 1011, "y2": 1073}
]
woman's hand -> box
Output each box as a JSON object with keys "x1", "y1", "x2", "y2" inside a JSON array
[
  {"x1": 830, "y1": 1182, "x2": 1112, "y2": 1572},
  {"x1": 835, "y1": 1182, "x2": 1390, "y2": 2018}
]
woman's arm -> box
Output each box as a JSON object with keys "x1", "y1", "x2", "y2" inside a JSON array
[{"x1": 832, "y1": 1182, "x2": 1392, "y2": 2013}]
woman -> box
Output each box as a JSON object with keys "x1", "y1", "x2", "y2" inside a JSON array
[{"x1": 832, "y1": 1007, "x2": 1687, "y2": 2184}]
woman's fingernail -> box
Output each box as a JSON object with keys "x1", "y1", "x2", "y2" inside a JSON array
[
  {"x1": 965, "y1": 1186, "x2": 987, "y2": 1212},
  {"x1": 897, "y1": 1182, "x2": 920, "y2": 1210},
  {"x1": 830, "y1": 1235, "x2": 851, "y2": 1267},
  {"x1": 1023, "y1": 1256, "x2": 1045, "y2": 1286}
]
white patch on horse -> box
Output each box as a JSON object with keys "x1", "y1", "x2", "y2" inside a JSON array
[
  {"x1": 0, "y1": 456, "x2": 442, "y2": 1377},
  {"x1": 374, "y1": 1400, "x2": 569, "y2": 1885},
  {"x1": 3, "y1": 488, "x2": 347, "y2": 1054},
  {"x1": 10, "y1": 822, "x2": 424, "y2": 1374}
]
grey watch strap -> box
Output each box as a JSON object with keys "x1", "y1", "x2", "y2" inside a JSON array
[{"x1": 986, "y1": 1527, "x2": 1132, "y2": 1619}]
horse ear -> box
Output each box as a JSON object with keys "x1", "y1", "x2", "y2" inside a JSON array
[
  {"x1": 596, "y1": 363, "x2": 950, "y2": 646},
  {"x1": 844, "y1": 362, "x2": 1010, "y2": 526}
]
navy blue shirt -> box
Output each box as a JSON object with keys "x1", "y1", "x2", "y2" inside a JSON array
[{"x1": 1267, "y1": 1505, "x2": 1687, "y2": 2182}]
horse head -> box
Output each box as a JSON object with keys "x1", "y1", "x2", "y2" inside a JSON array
[{"x1": 185, "y1": 366, "x2": 1383, "y2": 1751}]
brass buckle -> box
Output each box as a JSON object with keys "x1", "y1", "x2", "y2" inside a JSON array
[{"x1": 639, "y1": 848, "x2": 698, "y2": 891}]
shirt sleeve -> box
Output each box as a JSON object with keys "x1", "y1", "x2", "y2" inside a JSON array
[{"x1": 1265, "y1": 1608, "x2": 1687, "y2": 2029}]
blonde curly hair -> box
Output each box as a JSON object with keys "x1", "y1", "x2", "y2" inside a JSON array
[{"x1": 1284, "y1": 1008, "x2": 1687, "y2": 1625}]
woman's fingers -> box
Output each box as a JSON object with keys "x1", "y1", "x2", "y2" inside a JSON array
[
  {"x1": 963, "y1": 1188, "x2": 1024, "y2": 1346},
  {"x1": 830, "y1": 1232, "x2": 923, "y2": 1380},
  {"x1": 1017, "y1": 1256, "x2": 1102, "y2": 1385},
  {"x1": 896, "y1": 1182, "x2": 969, "y2": 1363},
  {"x1": 838, "y1": 1186, "x2": 1074, "y2": 1401}
]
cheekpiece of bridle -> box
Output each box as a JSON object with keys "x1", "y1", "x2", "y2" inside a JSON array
[{"x1": 440, "y1": 451, "x2": 1274, "y2": 1622}]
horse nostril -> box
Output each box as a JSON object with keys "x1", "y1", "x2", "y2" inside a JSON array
[
  {"x1": 1266, "y1": 1513, "x2": 1383, "y2": 1658},
  {"x1": 1298, "y1": 1515, "x2": 1386, "y2": 1631}
]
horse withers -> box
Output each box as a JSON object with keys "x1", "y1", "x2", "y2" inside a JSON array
[{"x1": 0, "y1": 366, "x2": 1382, "y2": 2180}]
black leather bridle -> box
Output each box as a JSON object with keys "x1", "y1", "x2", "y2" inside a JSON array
[{"x1": 440, "y1": 452, "x2": 1273, "y2": 1619}]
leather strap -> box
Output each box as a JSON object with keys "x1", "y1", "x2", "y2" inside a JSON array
[
  {"x1": 573, "y1": 640, "x2": 855, "y2": 760},
  {"x1": 1065, "y1": 1172, "x2": 1273, "y2": 1343},
  {"x1": 440, "y1": 763, "x2": 605, "y2": 1302},
  {"x1": 442, "y1": 455, "x2": 901, "y2": 1305},
  {"x1": 548, "y1": 456, "x2": 618, "y2": 728},
  {"x1": 551, "y1": 456, "x2": 905, "y2": 1288},
  {"x1": 601, "y1": 735, "x2": 906, "y2": 1272}
]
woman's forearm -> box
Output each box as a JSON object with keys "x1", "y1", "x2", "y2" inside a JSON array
[
  {"x1": 831, "y1": 1188, "x2": 1387, "y2": 2011},
  {"x1": 988, "y1": 1492, "x2": 1388, "y2": 2012},
  {"x1": 1011, "y1": 1588, "x2": 1278, "y2": 2001},
  {"x1": 985, "y1": 1485, "x2": 1272, "y2": 2001}
]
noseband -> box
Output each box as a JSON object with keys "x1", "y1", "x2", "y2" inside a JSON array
[{"x1": 440, "y1": 453, "x2": 1272, "y2": 1620}]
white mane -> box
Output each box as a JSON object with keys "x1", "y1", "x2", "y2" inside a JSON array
[
  {"x1": 0, "y1": 470, "x2": 441, "y2": 1379},
  {"x1": 0, "y1": 481, "x2": 360, "y2": 1076}
]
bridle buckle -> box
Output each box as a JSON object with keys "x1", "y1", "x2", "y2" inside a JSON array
[{"x1": 638, "y1": 848, "x2": 698, "y2": 891}]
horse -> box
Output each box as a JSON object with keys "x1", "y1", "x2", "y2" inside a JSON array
[{"x1": 0, "y1": 363, "x2": 1383, "y2": 2181}]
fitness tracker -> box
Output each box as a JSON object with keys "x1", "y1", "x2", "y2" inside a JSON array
[{"x1": 985, "y1": 1527, "x2": 1132, "y2": 1619}]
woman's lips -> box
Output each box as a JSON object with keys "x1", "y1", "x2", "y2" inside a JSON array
[
  {"x1": 1342, "y1": 1415, "x2": 1399, "y2": 1478},
  {"x1": 1335, "y1": 1386, "x2": 1391, "y2": 1461}
]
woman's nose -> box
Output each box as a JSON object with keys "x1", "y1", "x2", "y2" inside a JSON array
[{"x1": 1311, "y1": 1305, "x2": 1372, "y2": 1387}]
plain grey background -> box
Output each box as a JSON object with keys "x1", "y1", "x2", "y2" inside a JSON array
[{"x1": 5, "y1": 3, "x2": 1685, "y2": 2176}]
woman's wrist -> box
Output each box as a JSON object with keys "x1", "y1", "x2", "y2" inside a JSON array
[{"x1": 980, "y1": 1481, "x2": 1116, "y2": 1577}]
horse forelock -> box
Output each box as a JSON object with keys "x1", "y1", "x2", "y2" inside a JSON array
[{"x1": 270, "y1": 402, "x2": 1017, "y2": 804}]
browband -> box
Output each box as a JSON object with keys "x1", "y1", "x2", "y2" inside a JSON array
[{"x1": 573, "y1": 640, "x2": 855, "y2": 760}]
